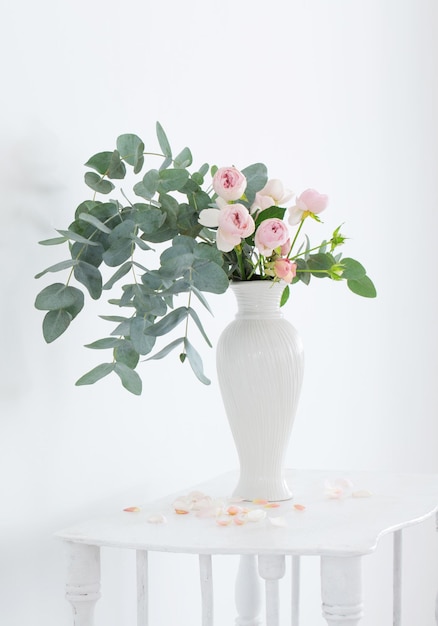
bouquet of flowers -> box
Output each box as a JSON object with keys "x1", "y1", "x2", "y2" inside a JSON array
[{"x1": 35, "y1": 123, "x2": 376, "y2": 394}]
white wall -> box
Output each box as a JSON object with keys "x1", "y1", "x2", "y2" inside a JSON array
[{"x1": 1, "y1": 1, "x2": 437, "y2": 624}]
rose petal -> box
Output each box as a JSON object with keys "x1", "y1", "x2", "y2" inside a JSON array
[
  {"x1": 293, "y1": 504, "x2": 306, "y2": 511},
  {"x1": 264, "y1": 502, "x2": 281, "y2": 508},
  {"x1": 196, "y1": 506, "x2": 222, "y2": 518},
  {"x1": 147, "y1": 513, "x2": 167, "y2": 524},
  {"x1": 352, "y1": 490, "x2": 373, "y2": 498},
  {"x1": 123, "y1": 506, "x2": 141, "y2": 512},
  {"x1": 216, "y1": 515, "x2": 233, "y2": 526},
  {"x1": 247, "y1": 509, "x2": 267, "y2": 522},
  {"x1": 198, "y1": 208, "x2": 220, "y2": 228},
  {"x1": 252, "y1": 498, "x2": 268, "y2": 505},
  {"x1": 173, "y1": 498, "x2": 191, "y2": 513},
  {"x1": 226, "y1": 505, "x2": 242, "y2": 516}
]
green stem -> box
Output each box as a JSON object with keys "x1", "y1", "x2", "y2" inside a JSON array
[
  {"x1": 181, "y1": 286, "x2": 193, "y2": 359},
  {"x1": 235, "y1": 245, "x2": 246, "y2": 280},
  {"x1": 289, "y1": 241, "x2": 333, "y2": 261},
  {"x1": 287, "y1": 218, "x2": 305, "y2": 258}
]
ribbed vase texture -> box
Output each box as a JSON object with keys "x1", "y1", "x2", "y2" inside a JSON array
[{"x1": 216, "y1": 281, "x2": 304, "y2": 501}]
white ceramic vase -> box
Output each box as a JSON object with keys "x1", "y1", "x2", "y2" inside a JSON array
[{"x1": 216, "y1": 280, "x2": 304, "y2": 501}]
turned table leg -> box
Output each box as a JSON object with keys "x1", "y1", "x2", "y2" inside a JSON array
[
  {"x1": 320, "y1": 556, "x2": 363, "y2": 626},
  {"x1": 65, "y1": 542, "x2": 101, "y2": 626},
  {"x1": 258, "y1": 554, "x2": 286, "y2": 626},
  {"x1": 235, "y1": 555, "x2": 262, "y2": 626}
]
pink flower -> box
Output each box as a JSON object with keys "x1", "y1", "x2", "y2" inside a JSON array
[
  {"x1": 254, "y1": 218, "x2": 290, "y2": 256},
  {"x1": 288, "y1": 188, "x2": 329, "y2": 225},
  {"x1": 213, "y1": 167, "x2": 247, "y2": 201},
  {"x1": 280, "y1": 238, "x2": 291, "y2": 256},
  {"x1": 274, "y1": 258, "x2": 297, "y2": 283},
  {"x1": 199, "y1": 203, "x2": 255, "y2": 252},
  {"x1": 251, "y1": 179, "x2": 294, "y2": 214}
]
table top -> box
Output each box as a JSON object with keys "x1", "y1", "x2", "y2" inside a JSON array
[{"x1": 56, "y1": 469, "x2": 438, "y2": 557}]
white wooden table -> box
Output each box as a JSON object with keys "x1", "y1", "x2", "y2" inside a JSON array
[{"x1": 56, "y1": 469, "x2": 438, "y2": 626}]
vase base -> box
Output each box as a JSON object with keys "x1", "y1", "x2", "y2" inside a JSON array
[{"x1": 232, "y1": 476, "x2": 293, "y2": 503}]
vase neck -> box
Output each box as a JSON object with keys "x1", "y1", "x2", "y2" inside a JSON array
[{"x1": 231, "y1": 281, "x2": 285, "y2": 319}]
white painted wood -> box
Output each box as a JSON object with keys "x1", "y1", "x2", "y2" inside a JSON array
[
  {"x1": 56, "y1": 470, "x2": 438, "y2": 557},
  {"x1": 64, "y1": 542, "x2": 100, "y2": 626},
  {"x1": 235, "y1": 555, "x2": 262, "y2": 626},
  {"x1": 258, "y1": 555, "x2": 285, "y2": 626},
  {"x1": 55, "y1": 470, "x2": 438, "y2": 625},
  {"x1": 199, "y1": 554, "x2": 213, "y2": 626},
  {"x1": 435, "y1": 512, "x2": 438, "y2": 626},
  {"x1": 321, "y1": 556, "x2": 363, "y2": 626},
  {"x1": 136, "y1": 550, "x2": 148, "y2": 626},
  {"x1": 393, "y1": 531, "x2": 402, "y2": 626},
  {"x1": 291, "y1": 556, "x2": 300, "y2": 626}
]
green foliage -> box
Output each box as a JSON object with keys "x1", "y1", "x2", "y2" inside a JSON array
[{"x1": 35, "y1": 122, "x2": 376, "y2": 395}]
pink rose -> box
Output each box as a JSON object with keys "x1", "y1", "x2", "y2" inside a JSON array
[
  {"x1": 213, "y1": 167, "x2": 247, "y2": 201},
  {"x1": 251, "y1": 179, "x2": 294, "y2": 214},
  {"x1": 274, "y1": 258, "x2": 297, "y2": 284},
  {"x1": 254, "y1": 218, "x2": 290, "y2": 256},
  {"x1": 198, "y1": 203, "x2": 255, "y2": 252},
  {"x1": 280, "y1": 238, "x2": 291, "y2": 256},
  {"x1": 288, "y1": 188, "x2": 329, "y2": 225}
]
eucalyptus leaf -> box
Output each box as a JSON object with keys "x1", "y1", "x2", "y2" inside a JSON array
[
  {"x1": 191, "y1": 286, "x2": 214, "y2": 314},
  {"x1": 144, "y1": 307, "x2": 188, "y2": 336},
  {"x1": 136, "y1": 205, "x2": 166, "y2": 234},
  {"x1": 76, "y1": 363, "x2": 115, "y2": 386},
  {"x1": 74, "y1": 261, "x2": 102, "y2": 299},
  {"x1": 38, "y1": 236, "x2": 68, "y2": 246},
  {"x1": 158, "y1": 168, "x2": 190, "y2": 193},
  {"x1": 307, "y1": 253, "x2": 335, "y2": 278},
  {"x1": 56, "y1": 229, "x2": 100, "y2": 246},
  {"x1": 107, "y1": 150, "x2": 126, "y2": 179},
  {"x1": 116, "y1": 134, "x2": 145, "y2": 172},
  {"x1": 42, "y1": 309, "x2": 72, "y2": 343},
  {"x1": 84, "y1": 171, "x2": 115, "y2": 194},
  {"x1": 138, "y1": 169, "x2": 160, "y2": 199},
  {"x1": 174, "y1": 147, "x2": 193, "y2": 169},
  {"x1": 254, "y1": 206, "x2": 287, "y2": 228},
  {"x1": 156, "y1": 122, "x2": 172, "y2": 157},
  {"x1": 280, "y1": 285, "x2": 290, "y2": 307},
  {"x1": 190, "y1": 259, "x2": 229, "y2": 294},
  {"x1": 188, "y1": 307, "x2": 212, "y2": 346},
  {"x1": 102, "y1": 262, "x2": 132, "y2": 290},
  {"x1": 341, "y1": 257, "x2": 367, "y2": 280},
  {"x1": 184, "y1": 338, "x2": 210, "y2": 385},
  {"x1": 114, "y1": 362, "x2": 142, "y2": 395},
  {"x1": 78, "y1": 212, "x2": 112, "y2": 234},
  {"x1": 35, "y1": 259, "x2": 78, "y2": 279},
  {"x1": 241, "y1": 163, "x2": 268, "y2": 205},
  {"x1": 114, "y1": 340, "x2": 139, "y2": 369},
  {"x1": 85, "y1": 337, "x2": 122, "y2": 349},
  {"x1": 129, "y1": 316, "x2": 157, "y2": 355},
  {"x1": 347, "y1": 275, "x2": 377, "y2": 298},
  {"x1": 85, "y1": 151, "x2": 113, "y2": 175},
  {"x1": 35, "y1": 283, "x2": 84, "y2": 311},
  {"x1": 147, "y1": 337, "x2": 184, "y2": 361}
]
